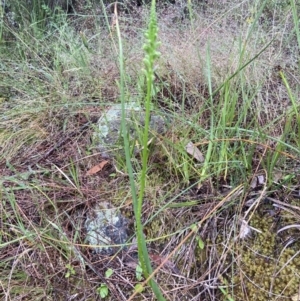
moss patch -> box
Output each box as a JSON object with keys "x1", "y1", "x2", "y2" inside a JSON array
[{"x1": 225, "y1": 212, "x2": 300, "y2": 301}]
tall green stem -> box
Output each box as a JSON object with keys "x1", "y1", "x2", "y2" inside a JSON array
[{"x1": 115, "y1": 0, "x2": 165, "y2": 299}]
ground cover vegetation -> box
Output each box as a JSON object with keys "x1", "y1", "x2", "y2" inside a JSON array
[{"x1": 0, "y1": 0, "x2": 300, "y2": 300}]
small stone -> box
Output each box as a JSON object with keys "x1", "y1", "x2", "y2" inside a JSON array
[
  {"x1": 95, "y1": 102, "x2": 168, "y2": 158},
  {"x1": 84, "y1": 202, "x2": 129, "y2": 255}
]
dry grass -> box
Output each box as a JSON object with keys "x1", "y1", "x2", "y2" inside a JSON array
[{"x1": 0, "y1": 1, "x2": 300, "y2": 300}]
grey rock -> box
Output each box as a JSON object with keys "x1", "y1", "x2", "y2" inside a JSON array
[
  {"x1": 84, "y1": 202, "x2": 129, "y2": 255},
  {"x1": 96, "y1": 102, "x2": 168, "y2": 158}
]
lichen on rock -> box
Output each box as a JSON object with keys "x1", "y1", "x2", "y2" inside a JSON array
[
  {"x1": 84, "y1": 202, "x2": 129, "y2": 255},
  {"x1": 95, "y1": 102, "x2": 169, "y2": 158}
]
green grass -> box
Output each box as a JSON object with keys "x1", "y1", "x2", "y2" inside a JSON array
[{"x1": 0, "y1": 0, "x2": 300, "y2": 300}]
